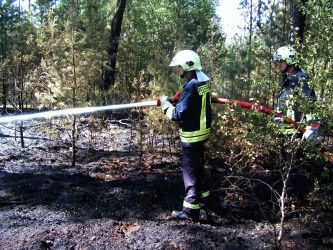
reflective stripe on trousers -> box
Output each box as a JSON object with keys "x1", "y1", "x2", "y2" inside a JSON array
[{"x1": 183, "y1": 191, "x2": 210, "y2": 210}]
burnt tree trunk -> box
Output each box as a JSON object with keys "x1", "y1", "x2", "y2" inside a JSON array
[
  {"x1": 290, "y1": 0, "x2": 307, "y2": 44},
  {"x1": 103, "y1": 0, "x2": 126, "y2": 91}
]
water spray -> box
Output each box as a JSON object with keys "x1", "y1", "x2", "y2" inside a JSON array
[
  {"x1": 0, "y1": 100, "x2": 158, "y2": 124},
  {"x1": 0, "y1": 92, "x2": 182, "y2": 124}
]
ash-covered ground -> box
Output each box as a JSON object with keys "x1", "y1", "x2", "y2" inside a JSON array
[{"x1": 0, "y1": 117, "x2": 331, "y2": 249}]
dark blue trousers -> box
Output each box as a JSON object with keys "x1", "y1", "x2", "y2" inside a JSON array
[{"x1": 182, "y1": 143, "x2": 208, "y2": 214}]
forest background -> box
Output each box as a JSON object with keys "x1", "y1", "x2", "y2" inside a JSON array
[{"x1": 0, "y1": 0, "x2": 333, "y2": 244}]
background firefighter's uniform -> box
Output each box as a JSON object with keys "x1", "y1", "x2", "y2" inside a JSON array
[
  {"x1": 276, "y1": 68, "x2": 318, "y2": 138},
  {"x1": 276, "y1": 67, "x2": 321, "y2": 209},
  {"x1": 170, "y1": 72, "x2": 212, "y2": 219}
]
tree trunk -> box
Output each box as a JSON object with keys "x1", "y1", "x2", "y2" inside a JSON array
[
  {"x1": 71, "y1": 26, "x2": 77, "y2": 167},
  {"x1": 269, "y1": 0, "x2": 276, "y2": 109},
  {"x1": 1, "y1": 10, "x2": 8, "y2": 109},
  {"x1": 2, "y1": 73, "x2": 7, "y2": 109},
  {"x1": 290, "y1": 0, "x2": 307, "y2": 44},
  {"x1": 19, "y1": 68, "x2": 25, "y2": 148},
  {"x1": 19, "y1": 0, "x2": 25, "y2": 148},
  {"x1": 247, "y1": 0, "x2": 253, "y2": 100},
  {"x1": 103, "y1": 0, "x2": 126, "y2": 91}
]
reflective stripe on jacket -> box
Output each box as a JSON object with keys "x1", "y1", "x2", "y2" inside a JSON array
[{"x1": 171, "y1": 73, "x2": 212, "y2": 146}]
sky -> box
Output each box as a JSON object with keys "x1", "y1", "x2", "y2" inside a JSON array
[
  {"x1": 17, "y1": 0, "x2": 244, "y2": 42},
  {"x1": 15, "y1": 0, "x2": 30, "y2": 9},
  {"x1": 217, "y1": 0, "x2": 245, "y2": 42}
]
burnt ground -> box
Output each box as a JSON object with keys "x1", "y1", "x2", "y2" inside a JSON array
[{"x1": 0, "y1": 118, "x2": 332, "y2": 249}]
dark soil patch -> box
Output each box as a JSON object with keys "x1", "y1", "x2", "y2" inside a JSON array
[{"x1": 0, "y1": 120, "x2": 331, "y2": 249}]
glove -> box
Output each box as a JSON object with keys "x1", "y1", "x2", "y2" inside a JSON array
[
  {"x1": 273, "y1": 116, "x2": 284, "y2": 125},
  {"x1": 273, "y1": 111, "x2": 284, "y2": 125},
  {"x1": 302, "y1": 125, "x2": 319, "y2": 141},
  {"x1": 159, "y1": 96, "x2": 173, "y2": 114}
]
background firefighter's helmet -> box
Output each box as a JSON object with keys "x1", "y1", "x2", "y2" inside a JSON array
[
  {"x1": 272, "y1": 46, "x2": 297, "y2": 65},
  {"x1": 169, "y1": 50, "x2": 202, "y2": 71}
]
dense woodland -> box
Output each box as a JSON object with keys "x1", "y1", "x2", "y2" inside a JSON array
[{"x1": 1, "y1": 0, "x2": 333, "y2": 247}]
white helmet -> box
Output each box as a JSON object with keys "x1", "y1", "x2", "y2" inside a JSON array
[
  {"x1": 169, "y1": 50, "x2": 202, "y2": 71},
  {"x1": 272, "y1": 46, "x2": 297, "y2": 65}
]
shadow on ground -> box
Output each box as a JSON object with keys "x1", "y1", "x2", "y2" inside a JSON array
[{"x1": 0, "y1": 158, "x2": 183, "y2": 222}]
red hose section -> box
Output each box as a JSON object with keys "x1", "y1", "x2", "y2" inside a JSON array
[
  {"x1": 157, "y1": 92, "x2": 331, "y2": 163},
  {"x1": 211, "y1": 97, "x2": 332, "y2": 164},
  {"x1": 211, "y1": 97, "x2": 305, "y2": 133}
]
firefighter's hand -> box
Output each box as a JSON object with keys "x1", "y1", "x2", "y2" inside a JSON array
[
  {"x1": 159, "y1": 96, "x2": 173, "y2": 114},
  {"x1": 273, "y1": 116, "x2": 283, "y2": 125},
  {"x1": 273, "y1": 111, "x2": 284, "y2": 125},
  {"x1": 302, "y1": 125, "x2": 319, "y2": 141}
]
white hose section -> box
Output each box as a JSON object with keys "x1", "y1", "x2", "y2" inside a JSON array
[{"x1": 0, "y1": 100, "x2": 158, "y2": 124}]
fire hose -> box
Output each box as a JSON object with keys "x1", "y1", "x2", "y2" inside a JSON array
[
  {"x1": 161, "y1": 92, "x2": 333, "y2": 164},
  {"x1": 210, "y1": 97, "x2": 333, "y2": 163},
  {"x1": 0, "y1": 92, "x2": 332, "y2": 163}
]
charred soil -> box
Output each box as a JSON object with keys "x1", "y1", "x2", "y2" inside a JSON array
[{"x1": 0, "y1": 119, "x2": 332, "y2": 249}]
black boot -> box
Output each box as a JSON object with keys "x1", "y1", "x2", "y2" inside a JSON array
[{"x1": 171, "y1": 209, "x2": 199, "y2": 221}]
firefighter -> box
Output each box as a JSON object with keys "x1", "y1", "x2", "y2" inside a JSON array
[
  {"x1": 272, "y1": 45, "x2": 319, "y2": 141},
  {"x1": 159, "y1": 50, "x2": 212, "y2": 221},
  {"x1": 272, "y1": 46, "x2": 320, "y2": 218}
]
